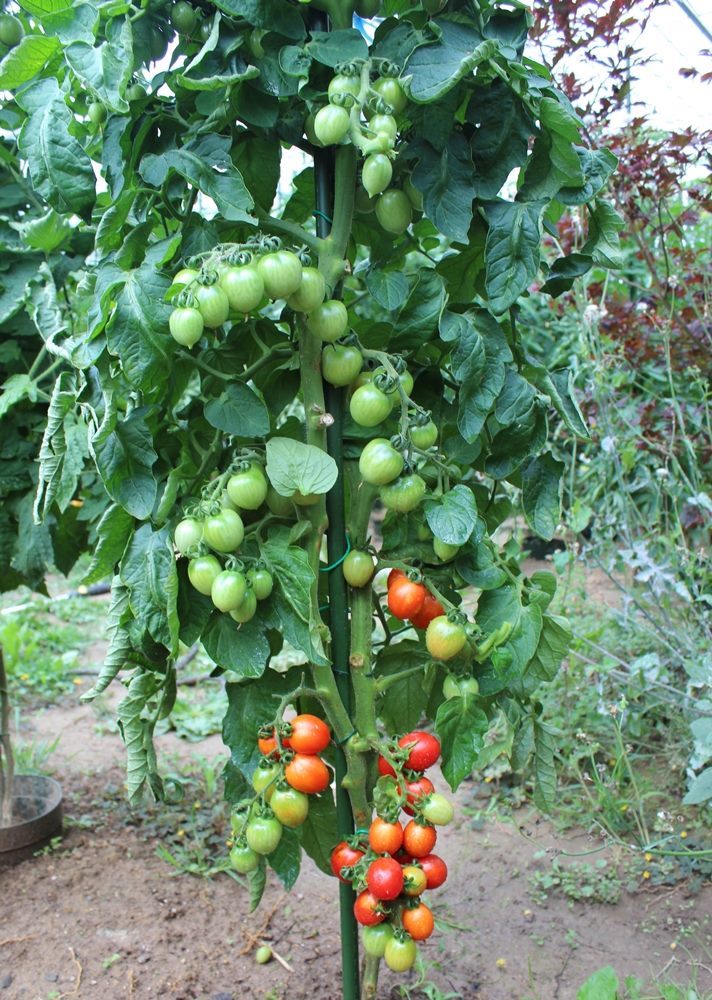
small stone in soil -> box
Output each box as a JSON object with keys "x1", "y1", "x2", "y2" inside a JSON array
[
  {"x1": 44, "y1": 973, "x2": 59, "y2": 982},
  {"x1": 0, "y1": 974, "x2": 13, "y2": 989},
  {"x1": 211, "y1": 993, "x2": 233, "y2": 1000}
]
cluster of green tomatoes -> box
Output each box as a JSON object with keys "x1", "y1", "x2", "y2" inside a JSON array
[{"x1": 312, "y1": 61, "x2": 420, "y2": 236}]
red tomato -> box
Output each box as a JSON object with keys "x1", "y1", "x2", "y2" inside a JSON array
[
  {"x1": 257, "y1": 729, "x2": 291, "y2": 757},
  {"x1": 402, "y1": 775, "x2": 435, "y2": 815},
  {"x1": 388, "y1": 579, "x2": 426, "y2": 620},
  {"x1": 288, "y1": 714, "x2": 331, "y2": 754},
  {"x1": 398, "y1": 731, "x2": 441, "y2": 771},
  {"x1": 330, "y1": 841, "x2": 365, "y2": 882},
  {"x1": 387, "y1": 568, "x2": 407, "y2": 588},
  {"x1": 366, "y1": 857, "x2": 404, "y2": 900},
  {"x1": 377, "y1": 755, "x2": 396, "y2": 778},
  {"x1": 410, "y1": 592, "x2": 445, "y2": 629},
  {"x1": 419, "y1": 853, "x2": 448, "y2": 889},
  {"x1": 402, "y1": 820, "x2": 437, "y2": 858},
  {"x1": 368, "y1": 817, "x2": 403, "y2": 855},
  {"x1": 284, "y1": 753, "x2": 331, "y2": 794},
  {"x1": 354, "y1": 890, "x2": 386, "y2": 926},
  {"x1": 402, "y1": 901, "x2": 435, "y2": 940}
]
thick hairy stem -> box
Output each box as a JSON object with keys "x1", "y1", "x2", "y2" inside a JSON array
[
  {"x1": 0, "y1": 647, "x2": 15, "y2": 827},
  {"x1": 361, "y1": 954, "x2": 380, "y2": 1000}
]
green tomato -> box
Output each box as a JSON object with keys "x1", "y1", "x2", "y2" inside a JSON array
[
  {"x1": 245, "y1": 814, "x2": 283, "y2": 855},
  {"x1": 199, "y1": 17, "x2": 213, "y2": 40},
  {"x1": 126, "y1": 82, "x2": 146, "y2": 102},
  {"x1": 328, "y1": 75, "x2": 360, "y2": 102},
  {"x1": 308, "y1": 299, "x2": 348, "y2": 342},
  {"x1": 174, "y1": 267, "x2": 198, "y2": 286},
  {"x1": 255, "y1": 945, "x2": 272, "y2": 965},
  {"x1": 322, "y1": 344, "x2": 364, "y2": 387},
  {"x1": 362, "y1": 153, "x2": 393, "y2": 198},
  {"x1": 380, "y1": 474, "x2": 426, "y2": 513},
  {"x1": 443, "y1": 675, "x2": 480, "y2": 700},
  {"x1": 229, "y1": 841, "x2": 260, "y2": 873},
  {"x1": 421, "y1": 792, "x2": 455, "y2": 826},
  {"x1": 251, "y1": 761, "x2": 280, "y2": 800},
  {"x1": 188, "y1": 555, "x2": 222, "y2": 596},
  {"x1": 227, "y1": 467, "x2": 268, "y2": 510},
  {"x1": 0, "y1": 14, "x2": 24, "y2": 47},
  {"x1": 355, "y1": 0, "x2": 382, "y2": 16},
  {"x1": 195, "y1": 284, "x2": 230, "y2": 328},
  {"x1": 376, "y1": 190, "x2": 412, "y2": 235},
  {"x1": 384, "y1": 934, "x2": 417, "y2": 972},
  {"x1": 171, "y1": 0, "x2": 196, "y2": 32},
  {"x1": 211, "y1": 569, "x2": 247, "y2": 613},
  {"x1": 355, "y1": 186, "x2": 377, "y2": 214},
  {"x1": 372, "y1": 77, "x2": 408, "y2": 114},
  {"x1": 174, "y1": 517, "x2": 203, "y2": 554},
  {"x1": 219, "y1": 265, "x2": 264, "y2": 313},
  {"x1": 87, "y1": 102, "x2": 107, "y2": 126},
  {"x1": 433, "y1": 538, "x2": 460, "y2": 562},
  {"x1": 266, "y1": 487, "x2": 294, "y2": 518},
  {"x1": 288, "y1": 267, "x2": 326, "y2": 313},
  {"x1": 271, "y1": 786, "x2": 310, "y2": 828},
  {"x1": 362, "y1": 923, "x2": 394, "y2": 958},
  {"x1": 370, "y1": 113, "x2": 397, "y2": 144},
  {"x1": 257, "y1": 251, "x2": 303, "y2": 300},
  {"x1": 359, "y1": 439, "x2": 404, "y2": 486},
  {"x1": 349, "y1": 384, "x2": 392, "y2": 427},
  {"x1": 202, "y1": 508, "x2": 244, "y2": 553},
  {"x1": 247, "y1": 567, "x2": 274, "y2": 600},
  {"x1": 425, "y1": 615, "x2": 467, "y2": 661},
  {"x1": 169, "y1": 306, "x2": 204, "y2": 347},
  {"x1": 230, "y1": 587, "x2": 257, "y2": 623},
  {"x1": 314, "y1": 104, "x2": 351, "y2": 146},
  {"x1": 410, "y1": 420, "x2": 438, "y2": 449},
  {"x1": 342, "y1": 550, "x2": 375, "y2": 588}
]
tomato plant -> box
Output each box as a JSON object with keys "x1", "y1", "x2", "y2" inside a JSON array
[{"x1": 1, "y1": 0, "x2": 618, "y2": 994}]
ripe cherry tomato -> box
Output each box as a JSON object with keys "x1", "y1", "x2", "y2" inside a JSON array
[
  {"x1": 270, "y1": 786, "x2": 309, "y2": 827},
  {"x1": 350, "y1": 383, "x2": 392, "y2": 427},
  {"x1": 308, "y1": 299, "x2": 348, "y2": 342},
  {"x1": 387, "y1": 568, "x2": 406, "y2": 589},
  {"x1": 376, "y1": 190, "x2": 412, "y2": 235},
  {"x1": 434, "y1": 538, "x2": 460, "y2": 562},
  {"x1": 169, "y1": 307, "x2": 203, "y2": 348},
  {"x1": 245, "y1": 813, "x2": 283, "y2": 855},
  {"x1": 443, "y1": 675, "x2": 480, "y2": 700},
  {"x1": 377, "y1": 755, "x2": 396, "y2": 778},
  {"x1": 195, "y1": 283, "x2": 230, "y2": 328},
  {"x1": 388, "y1": 579, "x2": 426, "y2": 620},
  {"x1": 403, "y1": 820, "x2": 437, "y2": 858},
  {"x1": 287, "y1": 266, "x2": 326, "y2": 312},
  {"x1": 353, "y1": 890, "x2": 386, "y2": 926},
  {"x1": 188, "y1": 554, "x2": 221, "y2": 595},
  {"x1": 380, "y1": 474, "x2": 426, "y2": 513},
  {"x1": 359, "y1": 438, "x2": 404, "y2": 486},
  {"x1": 410, "y1": 592, "x2": 445, "y2": 630},
  {"x1": 257, "y1": 729, "x2": 290, "y2": 757},
  {"x1": 202, "y1": 508, "x2": 244, "y2": 553},
  {"x1": 322, "y1": 344, "x2": 364, "y2": 387},
  {"x1": 426, "y1": 616, "x2": 468, "y2": 661},
  {"x1": 174, "y1": 517, "x2": 203, "y2": 554},
  {"x1": 229, "y1": 840, "x2": 260, "y2": 873},
  {"x1": 219, "y1": 264, "x2": 264, "y2": 313},
  {"x1": 342, "y1": 550, "x2": 376, "y2": 588},
  {"x1": 398, "y1": 731, "x2": 441, "y2": 771},
  {"x1": 366, "y1": 857, "x2": 403, "y2": 900},
  {"x1": 372, "y1": 76, "x2": 408, "y2": 114},
  {"x1": 402, "y1": 775, "x2": 435, "y2": 815},
  {"x1": 247, "y1": 567, "x2": 273, "y2": 600},
  {"x1": 410, "y1": 420, "x2": 438, "y2": 449},
  {"x1": 314, "y1": 104, "x2": 351, "y2": 145},
  {"x1": 330, "y1": 841, "x2": 365, "y2": 882},
  {"x1": 419, "y1": 853, "x2": 448, "y2": 889},
  {"x1": 368, "y1": 817, "x2": 403, "y2": 855},
  {"x1": 211, "y1": 569, "x2": 247, "y2": 612},
  {"x1": 362, "y1": 152, "x2": 393, "y2": 197},
  {"x1": 421, "y1": 792, "x2": 454, "y2": 826},
  {"x1": 230, "y1": 587, "x2": 257, "y2": 623},
  {"x1": 362, "y1": 922, "x2": 394, "y2": 958},
  {"x1": 251, "y1": 760, "x2": 280, "y2": 800},
  {"x1": 402, "y1": 901, "x2": 435, "y2": 940},
  {"x1": 288, "y1": 714, "x2": 331, "y2": 755},
  {"x1": 227, "y1": 466, "x2": 268, "y2": 510},
  {"x1": 257, "y1": 251, "x2": 303, "y2": 299},
  {"x1": 328, "y1": 74, "x2": 360, "y2": 101},
  {"x1": 402, "y1": 864, "x2": 428, "y2": 897},
  {"x1": 284, "y1": 753, "x2": 331, "y2": 794},
  {"x1": 384, "y1": 933, "x2": 417, "y2": 972}
]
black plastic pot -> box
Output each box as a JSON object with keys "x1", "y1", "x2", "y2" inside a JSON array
[{"x1": 0, "y1": 774, "x2": 63, "y2": 864}]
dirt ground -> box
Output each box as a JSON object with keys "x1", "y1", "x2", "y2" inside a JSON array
[{"x1": 1, "y1": 562, "x2": 710, "y2": 1000}]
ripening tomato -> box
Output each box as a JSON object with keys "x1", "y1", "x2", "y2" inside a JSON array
[
  {"x1": 368, "y1": 817, "x2": 403, "y2": 855},
  {"x1": 287, "y1": 266, "x2": 326, "y2": 312},
  {"x1": 402, "y1": 901, "x2": 435, "y2": 940},
  {"x1": 257, "y1": 729, "x2": 291, "y2": 757},
  {"x1": 330, "y1": 840, "x2": 365, "y2": 882},
  {"x1": 284, "y1": 753, "x2": 331, "y2": 794},
  {"x1": 410, "y1": 592, "x2": 445, "y2": 630},
  {"x1": 366, "y1": 857, "x2": 403, "y2": 900},
  {"x1": 377, "y1": 755, "x2": 396, "y2": 778},
  {"x1": 402, "y1": 864, "x2": 428, "y2": 897},
  {"x1": 403, "y1": 820, "x2": 437, "y2": 858},
  {"x1": 219, "y1": 264, "x2": 264, "y2": 312},
  {"x1": 388, "y1": 579, "x2": 426, "y2": 620},
  {"x1": 426, "y1": 616, "x2": 468, "y2": 661},
  {"x1": 387, "y1": 568, "x2": 407, "y2": 589},
  {"x1": 398, "y1": 731, "x2": 441, "y2": 771},
  {"x1": 402, "y1": 775, "x2": 435, "y2": 815},
  {"x1": 380, "y1": 474, "x2": 426, "y2": 513},
  {"x1": 270, "y1": 786, "x2": 309, "y2": 828},
  {"x1": 362, "y1": 922, "x2": 394, "y2": 958},
  {"x1": 421, "y1": 792, "x2": 454, "y2": 826},
  {"x1": 202, "y1": 508, "x2": 244, "y2": 553},
  {"x1": 353, "y1": 890, "x2": 386, "y2": 926},
  {"x1": 288, "y1": 714, "x2": 331, "y2": 755},
  {"x1": 384, "y1": 933, "x2": 417, "y2": 972},
  {"x1": 419, "y1": 853, "x2": 448, "y2": 889}
]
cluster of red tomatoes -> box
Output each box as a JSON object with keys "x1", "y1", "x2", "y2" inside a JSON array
[
  {"x1": 330, "y1": 731, "x2": 452, "y2": 973},
  {"x1": 387, "y1": 569, "x2": 468, "y2": 662},
  {"x1": 228, "y1": 714, "x2": 332, "y2": 874}
]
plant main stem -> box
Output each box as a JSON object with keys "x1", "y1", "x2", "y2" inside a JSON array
[{"x1": 0, "y1": 647, "x2": 15, "y2": 827}]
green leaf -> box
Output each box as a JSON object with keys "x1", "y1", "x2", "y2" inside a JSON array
[
  {"x1": 268, "y1": 827, "x2": 301, "y2": 889},
  {"x1": 91, "y1": 407, "x2": 158, "y2": 520},
  {"x1": 521, "y1": 453, "x2": 563, "y2": 541},
  {"x1": 0, "y1": 374, "x2": 36, "y2": 419},
  {"x1": 473, "y1": 709, "x2": 515, "y2": 769},
  {"x1": 682, "y1": 766, "x2": 712, "y2": 806},
  {"x1": 511, "y1": 715, "x2": 534, "y2": 771},
  {"x1": 391, "y1": 269, "x2": 446, "y2": 348},
  {"x1": 200, "y1": 613, "x2": 270, "y2": 678},
  {"x1": 376, "y1": 640, "x2": 432, "y2": 734},
  {"x1": 484, "y1": 199, "x2": 545, "y2": 314},
  {"x1": 64, "y1": 26, "x2": 132, "y2": 112},
  {"x1": 576, "y1": 966, "x2": 619, "y2": 1000},
  {"x1": 468, "y1": 80, "x2": 535, "y2": 199},
  {"x1": 541, "y1": 253, "x2": 593, "y2": 297},
  {"x1": 16, "y1": 0, "x2": 71, "y2": 13},
  {"x1": 449, "y1": 310, "x2": 512, "y2": 441},
  {"x1": 42, "y1": 2, "x2": 98, "y2": 44},
  {"x1": 405, "y1": 19, "x2": 496, "y2": 103},
  {"x1": 266, "y1": 438, "x2": 338, "y2": 497},
  {"x1": 307, "y1": 29, "x2": 368, "y2": 66},
  {"x1": 212, "y1": 0, "x2": 305, "y2": 40},
  {"x1": 34, "y1": 370, "x2": 86, "y2": 519},
  {"x1": 435, "y1": 696, "x2": 489, "y2": 790},
  {"x1": 532, "y1": 720, "x2": 557, "y2": 812},
  {"x1": 526, "y1": 613, "x2": 571, "y2": 688},
  {"x1": 81, "y1": 577, "x2": 132, "y2": 700},
  {"x1": 247, "y1": 862, "x2": 267, "y2": 912},
  {"x1": 456, "y1": 541, "x2": 507, "y2": 591},
  {"x1": 435, "y1": 217, "x2": 487, "y2": 303},
  {"x1": 476, "y1": 583, "x2": 522, "y2": 635},
  {"x1": 21, "y1": 209, "x2": 71, "y2": 252},
  {"x1": 582, "y1": 200, "x2": 624, "y2": 269},
  {"x1": 0, "y1": 34, "x2": 60, "y2": 89},
  {"x1": 411, "y1": 133, "x2": 475, "y2": 243},
  {"x1": 300, "y1": 791, "x2": 337, "y2": 875},
  {"x1": 425, "y1": 485, "x2": 478, "y2": 546},
  {"x1": 120, "y1": 524, "x2": 179, "y2": 654},
  {"x1": 117, "y1": 668, "x2": 163, "y2": 804},
  {"x1": 365, "y1": 269, "x2": 410, "y2": 311},
  {"x1": 231, "y1": 135, "x2": 281, "y2": 214},
  {"x1": 139, "y1": 136, "x2": 255, "y2": 223},
  {"x1": 223, "y1": 672, "x2": 295, "y2": 778},
  {"x1": 82, "y1": 504, "x2": 134, "y2": 586},
  {"x1": 261, "y1": 530, "x2": 327, "y2": 666},
  {"x1": 16, "y1": 77, "x2": 96, "y2": 215},
  {"x1": 177, "y1": 23, "x2": 259, "y2": 92},
  {"x1": 204, "y1": 382, "x2": 270, "y2": 437},
  {"x1": 559, "y1": 148, "x2": 618, "y2": 206}
]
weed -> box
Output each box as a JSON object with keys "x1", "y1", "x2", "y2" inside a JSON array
[{"x1": 528, "y1": 858, "x2": 623, "y2": 906}]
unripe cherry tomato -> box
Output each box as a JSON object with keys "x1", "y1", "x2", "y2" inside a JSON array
[
  {"x1": 443, "y1": 675, "x2": 480, "y2": 700},
  {"x1": 419, "y1": 853, "x2": 448, "y2": 889},
  {"x1": 322, "y1": 344, "x2": 364, "y2": 387},
  {"x1": 174, "y1": 267, "x2": 198, "y2": 286},
  {"x1": 257, "y1": 251, "x2": 303, "y2": 299},
  {"x1": 403, "y1": 820, "x2": 437, "y2": 858},
  {"x1": 410, "y1": 592, "x2": 445, "y2": 630},
  {"x1": 376, "y1": 189, "x2": 412, "y2": 235},
  {"x1": 245, "y1": 813, "x2": 283, "y2": 855},
  {"x1": 251, "y1": 760, "x2": 280, "y2": 800},
  {"x1": 433, "y1": 537, "x2": 460, "y2": 562},
  {"x1": 202, "y1": 508, "x2": 244, "y2": 553},
  {"x1": 229, "y1": 840, "x2": 260, "y2": 873},
  {"x1": 372, "y1": 77, "x2": 408, "y2": 114},
  {"x1": 219, "y1": 264, "x2": 264, "y2": 312},
  {"x1": 421, "y1": 792, "x2": 454, "y2": 826},
  {"x1": 247, "y1": 567, "x2": 273, "y2": 600},
  {"x1": 380, "y1": 474, "x2": 426, "y2": 513},
  {"x1": 362, "y1": 922, "x2": 394, "y2": 958},
  {"x1": 342, "y1": 550, "x2": 376, "y2": 588},
  {"x1": 402, "y1": 901, "x2": 435, "y2": 940},
  {"x1": 174, "y1": 517, "x2": 203, "y2": 554},
  {"x1": 229, "y1": 587, "x2": 257, "y2": 623},
  {"x1": 328, "y1": 74, "x2": 360, "y2": 101},
  {"x1": 169, "y1": 306, "x2": 204, "y2": 348},
  {"x1": 188, "y1": 555, "x2": 221, "y2": 595},
  {"x1": 368, "y1": 817, "x2": 403, "y2": 855},
  {"x1": 330, "y1": 841, "x2": 365, "y2": 882},
  {"x1": 373, "y1": 366, "x2": 414, "y2": 399},
  {"x1": 359, "y1": 438, "x2": 403, "y2": 486},
  {"x1": 370, "y1": 113, "x2": 397, "y2": 144},
  {"x1": 426, "y1": 616, "x2": 468, "y2": 661},
  {"x1": 0, "y1": 13, "x2": 24, "y2": 47},
  {"x1": 354, "y1": 890, "x2": 386, "y2": 926},
  {"x1": 308, "y1": 299, "x2": 348, "y2": 342},
  {"x1": 270, "y1": 786, "x2": 309, "y2": 827},
  {"x1": 410, "y1": 420, "x2": 438, "y2": 449},
  {"x1": 284, "y1": 753, "x2": 331, "y2": 794},
  {"x1": 384, "y1": 933, "x2": 417, "y2": 972},
  {"x1": 350, "y1": 383, "x2": 392, "y2": 427},
  {"x1": 195, "y1": 283, "x2": 230, "y2": 328},
  {"x1": 314, "y1": 104, "x2": 351, "y2": 145},
  {"x1": 388, "y1": 578, "x2": 427, "y2": 620},
  {"x1": 227, "y1": 466, "x2": 268, "y2": 510},
  {"x1": 398, "y1": 730, "x2": 441, "y2": 771},
  {"x1": 362, "y1": 152, "x2": 392, "y2": 197},
  {"x1": 211, "y1": 569, "x2": 247, "y2": 612},
  {"x1": 287, "y1": 266, "x2": 326, "y2": 312},
  {"x1": 366, "y1": 857, "x2": 403, "y2": 900},
  {"x1": 88, "y1": 101, "x2": 107, "y2": 126},
  {"x1": 403, "y1": 174, "x2": 424, "y2": 211},
  {"x1": 171, "y1": 1, "x2": 196, "y2": 33},
  {"x1": 288, "y1": 714, "x2": 331, "y2": 754}
]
